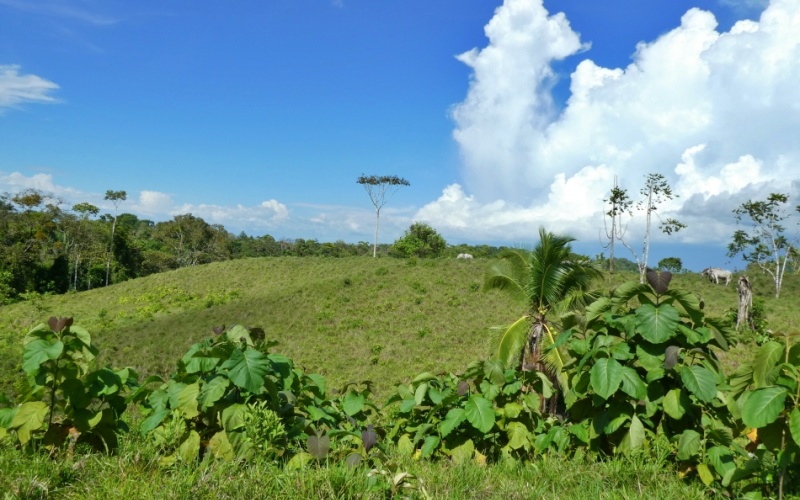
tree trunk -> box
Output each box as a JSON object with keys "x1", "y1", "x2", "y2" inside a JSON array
[
  {"x1": 372, "y1": 208, "x2": 380, "y2": 258},
  {"x1": 737, "y1": 276, "x2": 753, "y2": 330}
]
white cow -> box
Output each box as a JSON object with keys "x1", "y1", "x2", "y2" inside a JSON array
[
  {"x1": 456, "y1": 253, "x2": 474, "y2": 260},
  {"x1": 702, "y1": 267, "x2": 733, "y2": 286}
]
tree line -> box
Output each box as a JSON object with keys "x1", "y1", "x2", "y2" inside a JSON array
[{"x1": 0, "y1": 189, "x2": 507, "y2": 305}]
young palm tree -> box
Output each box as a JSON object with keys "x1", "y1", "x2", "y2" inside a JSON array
[{"x1": 483, "y1": 228, "x2": 602, "y2": 412}]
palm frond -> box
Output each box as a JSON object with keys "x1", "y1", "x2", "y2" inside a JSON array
[
  {"x1": 540, "y1": 322, "x2": 571, "y2": 392},
  {"x1": 489, "y1": 315, "x2": 531, "y2": 369}
]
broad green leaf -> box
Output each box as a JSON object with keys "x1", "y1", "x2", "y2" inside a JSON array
[
  {"x1": 663, "y1": 389, "x2": 689, "y2": 420},
  {"x1": 22, "y1": 339, "x2": 63, "y2": 375},
  {"x1": 753, "y1": 341, "x2": 783, "y2": 388},
  {"x1": 676, "y1": 429, "x2": 701, "y2": 460},
  {"x1": 439, "y1": 408, "x2": 466, "y2": 438},
  {"x1": 421, "y1": 435, "x2": 440, "y2": 458},
  {"x1": 506, "y1": 421, "x2": 530, "y2": 450},
  {"x1": 397, "y1": 434, "x2": 414, "y2": 456},
  {"x1": 635, "y1": 343, "x2": 665, "y2": 372},
  {"x1": 177, "y1": 382, "x2": 200, "y2": 419},
  {"x1": 708, "y1": 427, "x2": 734, "y2": 447},
  {"x1": 221, "y1": 403, "x2": 247, "y2": 432},
  {"x1": 399, "y1": 398, "x2": 416, "y2": 414},
  {"x1": 789, "y1": 408, "x2": 800, "y2": 447},
  {"x1": 661, "y1": 289, "x2": 704, "y2": 326},
  {"x1": 741, "y1": 387, "x2": 788, "y2": 428},
  {"x1": 412, "y1": 372, "x2": 437, "y2": 383},
  {"x1": 208, "y1": 430, "x2": 234, "y2": 461},
  {"x1": 177, "y1": 430, "x2": 200, "y2": 463},
  {"x1": 286, "y1": 452, "x2": 313, "y2": 470},
  {"x1": 604, "y1": 403, "x2": 632, "y2": 434},
  {"x1": 680, "y1": 365, "x2": 717, "y2": 403},
  {"x1": 450, "y1": 438, "x2": 474, "y2": 465},
  {"x1": 72, "y1": 408, "x2": 102, "y2": 431},
  {"x1": 635, "y1": 303, "x2": 679, "y2": 344},
  {"x1": 414, "y1": 382, "x2": 428, "y2": 406},
  {"x1": 619, "y1": 367, "x2": 647, "y2": 400},
  {"x1": 221, "y1": 347, "x2": 269, "y2": 394},
  {"x1": 590, "y1": 358, "x2": 624, "y2": 400},
  {"x1": 68, "y1": 325, "x2": 92, "y2": 347},
  {"x1": 307, "y1": 406, "x2": 334, "y2": 423},
  {"x1": 428, "y1": 386, "x2": 444, "y2": 405},
  {"x1": 503, "y1": 402, "x2": 522, "y2": 419},
  {"x1": 464, "y1": 396, "x2": 495, "y2": 434},
  {"x1": 10, "y1": 402, "x2": 48, "y2": 445},
  {"x1": 707, "y1": 446, "x2": 736, "y2": 485},
  {"x1": 618, "y1": 414, "x2": 645, "y2": 454},
  {"x1": 343, "y1": 391, "x2": 366, "y2": 416},
  {"x1": 225, "y1": 325, "x2": 253, "y2": 345},
  {"x1": 140, "y1": 409, "x2": 170, "y2": 434},
  {"x1": 198, "y1": 375, "x2": 229, "y2": 409},
  {"x1": 483, "y1": 359, "x2": 506, "y2": 385},
  {"x1": 306, "y1": 373, "x2": 326, "y2": 395},
  {"x1": 697, "y1": 463, "x2": 714, "y2": 486},
  {"x1": 0, "y1": 407, "x2": 15, "y2": 429}
]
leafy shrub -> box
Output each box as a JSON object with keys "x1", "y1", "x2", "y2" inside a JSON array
[
  {"x1": 385, "y1": 360, "x2": 562, "y2": 464},
  {"x1": 561, "y1": 279, "x2": 744, "y2": 488},
  {"x1": 0, "y1": 318, "x2": 138, "y2": 452},
  {"x1": 138, "y1": 325, "x2": 378, "y2": 466}
]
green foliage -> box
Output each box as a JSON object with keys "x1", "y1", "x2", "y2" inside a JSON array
[
  {"x1": 385, "y1": 360, "x2": 563, "y2": 463},
  {"x1": 657, "y1": 257, "x2": 683, "y2": 273},
  {"x1": 1, "y1": 317, "x2": 137, "y2": 451},
  {"x1": 728, "y1": 192, "x2": 797, "y2": 298},
  {"x1": 729, "y1": 335, "x2": 800, "y2": 496},
  {"x1": 138, "y1": 325, "x2": 379, "y2": 466},
  {"x1": 391, "y1": 222, "x2": 447, "y2": 258}
]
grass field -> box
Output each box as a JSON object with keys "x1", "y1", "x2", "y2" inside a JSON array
[{"x1": 1, "y1": 256, "x2": 799, "y2": 498}]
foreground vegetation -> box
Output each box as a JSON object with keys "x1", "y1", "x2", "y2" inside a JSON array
[{"x1": 1, "y1": 256, "x2": 799, "y2": 498}]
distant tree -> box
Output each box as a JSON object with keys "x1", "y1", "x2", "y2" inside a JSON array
[
  {"x1": 391, "y1": 222, "x2": 447, "y2": 258},
  {"x1": 620, "y1": 174, "x2": 685, "y2": 284},
  {"x1": 153, "y1": 214, "x2": 231, "y2": 268},
  {"x1": 728, "y1": 193, "x2": 797, "y2": 298},
  {"x1": 69, "y1": 202, "x2": 99, "y2": 290},
  {"x1": 357, "y1": 174, "x2": 410, "y2": 258},
  {"x1": 103, "y1": 190, "x2": 127, "y2": 286},
  {"x1": 601, "y1": 176, "x2": 633, "y2": 273},
  {"x1": 657, "y1": 257, "x2": 683, "y2": 273}
]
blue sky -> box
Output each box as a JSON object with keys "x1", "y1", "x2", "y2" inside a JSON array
[{"x1": 2, "y1": 0, "x2": 795, "y2": 272}]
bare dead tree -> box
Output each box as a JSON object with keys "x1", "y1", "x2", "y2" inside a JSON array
[{"x1": 737, "y1": 276, "x2": 753, "y2": 330}]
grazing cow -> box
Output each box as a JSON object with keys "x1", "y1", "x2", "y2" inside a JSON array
[
  {"x1": 456, "y1": 253, "x2": 474, "y2": 260},
  {"x1": 702, "y1": 267, "x2": 733, "y2": 286}
]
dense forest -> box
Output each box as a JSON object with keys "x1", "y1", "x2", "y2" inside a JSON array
[{"x1": 1, "y1": 188, "x2": 546, "y2": 304}]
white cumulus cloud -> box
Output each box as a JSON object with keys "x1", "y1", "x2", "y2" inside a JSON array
[{"x1": 419, "y1": 0, "x2": 800, "y2": 248}]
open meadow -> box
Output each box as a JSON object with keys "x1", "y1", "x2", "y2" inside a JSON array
[{"x1": 1, "y1": 256, "x2": 799, "y2": 498}]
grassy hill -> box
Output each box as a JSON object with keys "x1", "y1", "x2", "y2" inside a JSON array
[{"x1": 1, "y1": 256, "x2": 798, "y2": 399}]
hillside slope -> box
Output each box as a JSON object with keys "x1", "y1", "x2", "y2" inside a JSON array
[{"x1": 1, "y1": 256, "x2": 795, "y2": 397}]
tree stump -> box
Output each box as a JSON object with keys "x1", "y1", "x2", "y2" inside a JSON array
[{"x1": 737, "y1": 276, "x2": 753, "y2": 330}]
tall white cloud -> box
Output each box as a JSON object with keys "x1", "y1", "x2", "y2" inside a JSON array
[
  {"x1": 0, "y1": 65, "x2": 59, "y2": 111},
  {"x1": 421, "y1": 0, "x2": 800, "y2": 247}
]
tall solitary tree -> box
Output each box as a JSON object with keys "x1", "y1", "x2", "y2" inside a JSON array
[
  {"x1": 483, "y1": 228, "x2": 602, "y2": 413},
  {"x1": 601, "y1": 176, "x2": 633, "y2": 273},
  {"x1": 620, "y1": 173, "x2": 685, "y2": 284},
  {"x1": 357, "y1": 174, "x2": 410, "y2": 257},
  {"x1": 728, "y1": 193, "x2": 797, "y2": 299},
  {"x1": 104, "y1": 190, "x2": 127, "y2": 286}
]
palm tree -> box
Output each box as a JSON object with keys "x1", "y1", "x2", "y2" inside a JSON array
[{"x1": 483, "y1": 228, "x2": 602, "y2": 412}]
